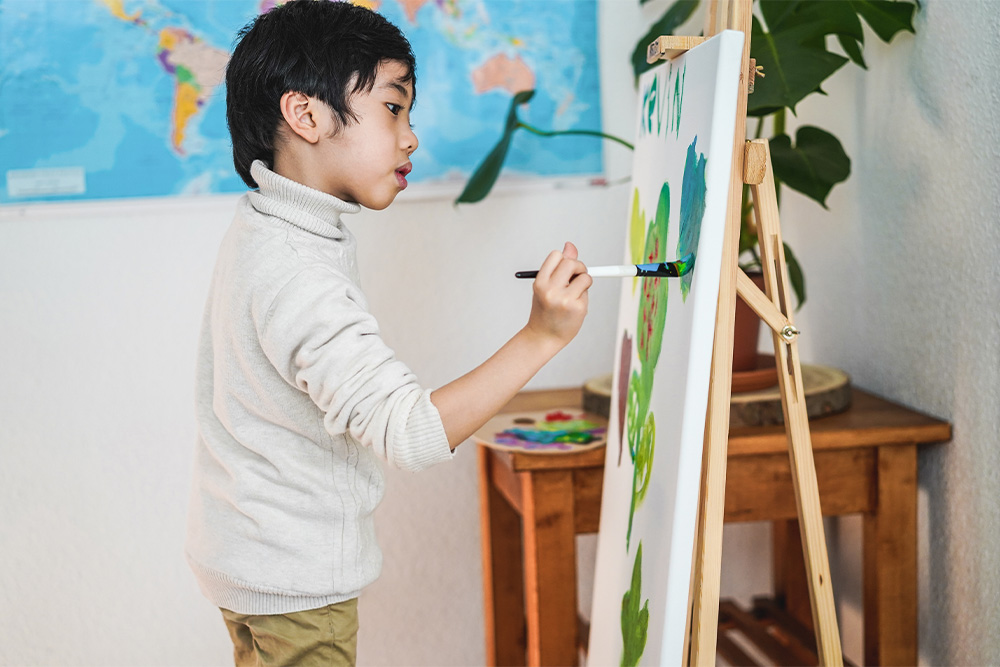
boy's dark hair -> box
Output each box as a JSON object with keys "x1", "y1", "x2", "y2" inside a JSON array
[{"x1": 226, "y1": 0, "x2": 417, "y2": 188}]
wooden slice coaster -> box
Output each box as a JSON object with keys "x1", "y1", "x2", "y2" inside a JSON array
[
  {"x1": 582, "y1": 363, "x2": 851, "y2": 428},
  {"x1": 582, "y1": 373, "x2": 613, "y2": 419},
  {"x1": 730, "y1": 363, "x2": 851, "y2": 427},
  {"x1": 473, "y1": 408, "x2": 608, "y2": 455}
]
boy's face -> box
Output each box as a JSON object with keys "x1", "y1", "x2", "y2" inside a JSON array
[{"x1": 318, "y1": 60, "x2": 418, "y2": 210}]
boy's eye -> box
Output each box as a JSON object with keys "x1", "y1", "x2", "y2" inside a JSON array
[{"x1": 386, "y1": 103, "x2": 402, "y2": 115}]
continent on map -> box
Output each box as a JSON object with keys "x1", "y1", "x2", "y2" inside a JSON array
[
  {"x1": 396, "y1": 0, "x2": 433, "y2": 23},
  {"x1": 100, "y1": 0, "x2": 143, "y2": 24},
  {"x1": 156, "y1": 29, "x2": 229, "y2": 154},
  {"x1": 471, "y1": 53, "x2": 536, "y2": 95}
]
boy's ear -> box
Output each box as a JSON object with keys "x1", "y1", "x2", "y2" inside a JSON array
[{"x1": 279, "y1": 91, "x2": 324, "y2": 144}]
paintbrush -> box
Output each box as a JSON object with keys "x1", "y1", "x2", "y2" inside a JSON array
[{"x1": 515, "y1": 253, "x2": 694, "y2": 279}]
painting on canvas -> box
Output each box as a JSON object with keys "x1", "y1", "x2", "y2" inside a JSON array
[{"x1": 587, "y1": 30, "x2": 745, "y2": 666}]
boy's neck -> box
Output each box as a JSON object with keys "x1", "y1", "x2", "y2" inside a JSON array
[{"x1": 273, "y1": 150, "x2": 329, "y2": 197}]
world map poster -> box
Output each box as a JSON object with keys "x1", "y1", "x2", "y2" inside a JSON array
[{"x1": 0, "y1": 0, "x2": 602, "y2": 203}]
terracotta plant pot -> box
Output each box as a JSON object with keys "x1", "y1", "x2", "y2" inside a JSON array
[{"x1": 733, "y1": 271, "x2": 765, "y2": 372}]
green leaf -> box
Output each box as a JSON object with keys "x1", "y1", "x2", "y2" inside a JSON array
[
  {"x1": 849, "y1": 0, "x2": 917, "y2": 43},
  {"x1": 784, "y1": 242, "x2": 806, "y2": 309},
  {"x1": 455, "y1": 91, "x2": 535, "y2": 204},
  {"x1": 748, "y1": 16, "x2": 848, "y2": 115},
  {"x1": 455, "y1": 135, "x2": 513, "y2": 204},
  {"x1": 620, "y1": 543, "x2": 649, "y2": 667},
  {"x1": 837, "y1": 33, "x2": 867, "y2": 68},
  {"x1": 758, "y1": 0, "x2": 803, "y2": 30},
  {"x1": 630, "y1": 0, "x2": 700, "y2": 79},
  {"x1": 768, "y1": 126, "x2": 850, "y2": 207},
  {"x1": 761, "y1": 0, "x2": 865, "y2": 42}
]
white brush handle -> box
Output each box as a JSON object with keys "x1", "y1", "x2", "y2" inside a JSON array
[{"x1": 587, "y1": 265, "x2": 639, "y2": 278}]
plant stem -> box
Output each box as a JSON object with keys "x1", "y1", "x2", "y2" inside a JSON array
[
  {"x1": 517, "y1": 122, "x2": 634, "y2": 151},
  {"x1": 773, "y1": 108, "x2": 786, "y2": 137}
]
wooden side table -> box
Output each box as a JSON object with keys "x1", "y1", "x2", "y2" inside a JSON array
[{"x1": 478, "y1": 387, "x2": 950, "y2": 666}]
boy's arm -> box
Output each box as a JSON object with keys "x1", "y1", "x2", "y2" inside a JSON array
[{"x1": 431, "y1": 242, "x2": 592, "y2": 447}]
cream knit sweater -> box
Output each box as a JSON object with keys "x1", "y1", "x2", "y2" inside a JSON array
[{"x1": 186, "y1": 161, "x2": 453, "y2": 615}]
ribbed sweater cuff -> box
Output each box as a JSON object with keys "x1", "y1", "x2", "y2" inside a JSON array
[{"x1": 392, "y1": 389, "x2": 454, "y2": 471}]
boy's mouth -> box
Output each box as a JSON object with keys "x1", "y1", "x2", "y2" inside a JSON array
[{"x1": 395, "y1": 163, "x2": 412, "y2": 190}]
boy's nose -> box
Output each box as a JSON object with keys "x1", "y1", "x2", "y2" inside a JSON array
[{"x1": 403, "y1": 127, "x2": 418, "y2": 156}]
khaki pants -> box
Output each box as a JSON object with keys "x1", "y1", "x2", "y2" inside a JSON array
[{"x1": 220, "y1": 598, "x2": 358, "y2": 667}]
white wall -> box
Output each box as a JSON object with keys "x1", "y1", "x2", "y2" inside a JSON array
[{"x1": 3, "y1": 0, "x2": 996, "y2": 665}]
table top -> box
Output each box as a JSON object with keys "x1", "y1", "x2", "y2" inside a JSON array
[{"x1": 486, "y1": 387, "x2": 951, "y2": 472}]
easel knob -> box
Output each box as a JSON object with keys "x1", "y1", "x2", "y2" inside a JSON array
[{"x1": 780, "y1": 325, "x2": 801, "y2": 342}]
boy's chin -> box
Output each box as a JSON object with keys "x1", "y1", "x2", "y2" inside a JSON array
[{"x1": 360, "y1": 192, "x2": 399, "y2": 211}]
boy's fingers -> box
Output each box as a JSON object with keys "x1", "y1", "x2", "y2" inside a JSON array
[
  {"x1": 535, "y1": 242, "x2": 583, "y2": 284},
  {"x1": 551, "y1": 256, "x2": 587, "y2": 287},
  {"x1": 568, "y1": 271, "x2": 593, "y2": 299},
  {"x1": 536, "y1": 249, "x2": 564, "y2": 281}
]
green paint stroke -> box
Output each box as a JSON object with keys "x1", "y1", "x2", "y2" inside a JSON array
[
  {"x1": 641, "y1": 74, "x2": 658, "y2": 138},
  {"x1": 625, "y1": 183, "x2": 671, "y2": 549},
  {"x1": 677, "y1": 137, "x2": 707, "y2": 300},
  {"x1": 672, "y1": 63, "x2": 686, "y2": 138},
  {"x1": 625, "y1": 370, "x2": 644, "y2": 465},
  {"x1": 621, "y1": 542, "x2": 650, "y2": 667},
  {"x1": 639, "y1": 61, "x2": 686, "y2": 139},
  {"x1": 636, "y1": 183, "x2": 670, "y2": 369},
  {"x1": 626, "y1": 410, "x2": 655, "y2": 550}
]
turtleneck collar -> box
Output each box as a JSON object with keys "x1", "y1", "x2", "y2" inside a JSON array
[{"x1": 247, "y1": 160, "x2": 362, "y2": 239}]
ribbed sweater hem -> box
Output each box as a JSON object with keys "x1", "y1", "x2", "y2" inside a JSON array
[{"x1": 187, "y1": 556, "x2": 360, "y2": 615}]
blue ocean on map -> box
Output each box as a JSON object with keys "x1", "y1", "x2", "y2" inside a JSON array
[{"x1": 0, "y1": 0, "x2": 603, "y2": 204}]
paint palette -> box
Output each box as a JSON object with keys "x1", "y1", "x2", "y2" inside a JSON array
[{"x1": 473, "y1": 409, "x2": 608, "y2": 454}]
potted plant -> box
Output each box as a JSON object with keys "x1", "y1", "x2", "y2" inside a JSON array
[{"x1": 456, "y1": 0, "x2": 917, "y2": 366}]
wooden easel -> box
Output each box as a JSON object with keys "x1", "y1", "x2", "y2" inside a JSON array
[{"x1": 649, "y1": 1, "x2": 845, "y2": 665}]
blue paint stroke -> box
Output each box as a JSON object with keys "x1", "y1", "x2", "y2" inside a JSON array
[{"x1": 677, "y1": 136, "x2": 707, "y2": 300}]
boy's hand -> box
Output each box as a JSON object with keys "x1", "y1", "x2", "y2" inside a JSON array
[
  {"x1": 525, "y1": 242, "x2": 592, "y2": 349},
  {"x1": 431, "y1": 242, "x2": 592, "y2": 447}
]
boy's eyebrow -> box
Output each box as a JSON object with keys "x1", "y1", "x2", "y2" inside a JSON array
[{"x1": 379, "y1": 80, "x2": 413, "y2": 106}]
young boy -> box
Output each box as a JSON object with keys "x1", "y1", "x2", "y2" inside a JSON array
[{"x1": 186, "y1": 1, "x2": 592, "y2": 665}]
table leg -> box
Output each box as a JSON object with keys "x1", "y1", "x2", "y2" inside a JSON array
[
  {"x1": 863, "y1": 444, "x2": 918, "y2": 666},
  {"x1": 772, "y1": 518, "x2": 813, "y2": 632},
  {"x1": 521, "y1": 469, "x2": 578, "y2": 666},
  {"x1": 479, "y1": 447, "x2": 527, "y2": 666}
]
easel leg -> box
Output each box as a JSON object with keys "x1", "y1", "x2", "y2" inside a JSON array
[
  {"x1": 863, "y1": 444, "x2": 918, "y2": 666},
  {"x1": 749, "y1": 137, "x2": 844, "y2": 666},
  {"x1": 522, "y1": 470, "x2": 579, "y2": 666},
  {"x1": 479, "y1": 447, "x2": 527, "y2": 666}
]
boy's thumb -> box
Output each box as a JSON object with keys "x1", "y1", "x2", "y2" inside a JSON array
[{"x1": 563, "y1": 241, "x2": 578, "y2": 259}]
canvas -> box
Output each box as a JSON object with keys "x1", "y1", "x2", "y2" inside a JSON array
[{"x1": 587, "y1": 30, "x2": 744, "y2": 666}]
